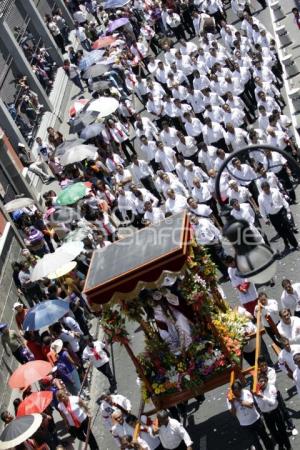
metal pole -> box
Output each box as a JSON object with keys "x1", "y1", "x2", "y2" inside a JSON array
[{"x1": 110, "y1": 342, "x2": 116, "y2": 380}]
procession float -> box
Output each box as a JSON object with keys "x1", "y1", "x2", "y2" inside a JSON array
[{"x1": 84, "y1": 212, "x2": 259, "y2": 410}]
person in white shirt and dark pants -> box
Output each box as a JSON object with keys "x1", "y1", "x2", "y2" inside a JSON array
[
  {"x1": 153, "y1": 410, "x2": 193, "y2": 450},
  {"x1": 82, "y1": 336, "x2": 117, "y2": 394},
  {"x1": 254, "y1": 373, "x2": 291, "y2": 449},
  {"x1": 258, "y1": 181, "x2": 298, "y2": 253},
  {"x1": 228, "y1": 381, "x2": 274, "y2": 450}
]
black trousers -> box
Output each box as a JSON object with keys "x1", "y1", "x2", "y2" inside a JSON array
[
  {"x1": 263, "y1": 407, "x2": 291, "y2": 449},
  {"x1": 277, "y1": 167, "x2": 296, "y2": 203},
  {"x1": 172, "y1": 25, "x2": 186, "y2": 41},
  {"x1": 120, "y1": 139, "x2": 136, "y2": 161},
  {"x1": 242, "y1": 418, "x2": 274, "y2": 450},
  {"x1": 211, "y1": 137, "x2": 228, "y2": 152},
  {"x1": 205, "y1": 243, "x2": 228, "y2": 277},
  {"x1": 97, "y1": 362, "x2": 117, "y2": 392},
  {"x1": 69, "y1": 417, "x2": 99, "y2": 450},
  {"x1": 269, "y1": 208, "x2": 298, "y2": 248},
  {"x1": 53, "y1": 33, "x2": 65, "y2": 54},
  {"x1": 140, "y1": 175, "x2": 161, "y2": 200}
]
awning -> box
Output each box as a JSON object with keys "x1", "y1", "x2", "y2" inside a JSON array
[{"x1": 84, "y1": 212, "x2": 192, "y2": 308}]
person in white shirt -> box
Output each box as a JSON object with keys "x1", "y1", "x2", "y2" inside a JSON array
[
  {"x1": 165, "y1": 10, "x2": 187, "y2": 41},
  {"x1": 143, "y1": 201, "x2": 165, "y2": 225},
  {"x1": 155, "y1": 142, "x2": 176, "y2": 173},
  {"x1": 115, "y1": 187, "x2": 141, "y2": 228},
  {"x1": 254, "y1": 292, "x2": 280, "y2": 344},
  {"x1": 225, "y1": 255, "x2": 258, "y2": 315},
  {"x1": 160, "y1": 122, "x2": 179, "y2": 148},
  {"x1": 254, "y1": 373, "x2": 292, "y2": 449},
  {"x1": 230, "y1": 199, "x2": 264, "y2": 243},
  {"x1": 258, "y1": 181, "x2": 298, "y2": 252},
  {"x1": 197, "y1": 143, "x2": 217, "y2": 172},
  {"x1": 140, "y1": 136, "x2": 157, "y2": 169},
  {"x1": 278, "y1": 309, "x2": 300, "y2": 344},
  {"x1": 63, "y1": 59, "x2": 84, "y2": 92},
  {"x1": 183, "y1": 161, "x2": 208, "y2": 192},
  {"x1": 190, "y1": 215, "x2": 228, "y2": 279},
  {"x1": 187, "y1": 197, "x2": 213, "y2": 219},
  {"x1": 161, "y1": 173, "x2": 188, "y2": 198},
  {"x1": 202, "y1": 118, "x2": 228, "y2": 150},
  {"x1": 281, "y1": 279, "x2": 300, "y2": 317},
  {"x1": 165, "y1": 189, "x2": 187, "y2": 215},
  {"x1": 227, "y1": 381, "x2": 273, "y2": 449},
  {"x1": 115, "y1": 165, "x2": 133, "y2": 191},
  {"x1": 227, "y1": 180, "x2": 258, "y2": 211},
  {"x1": 130, "y1": 155, "x2": 161, "y2": 200},
  {"x1": 184, "y1": 113, "x2": 203, "y2": 143},
  {"x1": 231, "y1": 158, "x2": 257, "y2": 196},
  {"x1": 103, "y1": 119, "x2": 136, "y2": 161},
  {"x1": 57, "y1": 390, "x2": 99, "y2": 449},
  {"x1": 153, "y1": 410, "x2": 193, "y2": 450},
  {"x1": 74, "y1": 22, "x2": 91, "y2": 51},
  {"x1": 131, "y1": 186, "x2": 158, "y2": 215},
  {"x1": 224, "y1": 124, "x2": 248, "y2": 152},
  {"x1": 278, "y1": 338, "x2": 300, "y2": 380},
  {"x1": 176, "y1": 133, "x2": 198, "y2": 165},
  {"x1": 98, "y1": 392, "x2": 131, "y2": 436},
  {"x1": 82, "y1": 337, "x2": 117, "y2": 393}
]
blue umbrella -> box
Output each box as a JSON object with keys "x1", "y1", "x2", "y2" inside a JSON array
[
  {"x1": 104, "y1": 0, "x2": 130, "y2": 9},
  {"x1": 78, "y1": 50, "x2": 106, "y2": 71},
  {"x1": 107, "y1": 17, "x2": 129, "y2": 33},
  {"x1": 23, "y1": 300, "x2": 70, "y2": 331}
]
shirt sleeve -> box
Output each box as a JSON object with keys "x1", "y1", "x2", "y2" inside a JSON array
[{"x1": 175, "y1": 422, "x2": 193, "y2": 447}]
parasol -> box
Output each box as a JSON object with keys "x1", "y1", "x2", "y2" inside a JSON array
[
  {"x1": 4, "y1": 198, "x2": 35, "y2": 213},
  {"x1": 78, "y1": 50, "x2": 106, "y2": 71},
  {"x1": 64, "y1": 227, "x2": 92, "y2": 243},
  {"x1": 46, "y1": 206, "x2": 81, "y2": 224},
  {"x1": 86, "y1": 96, "x2": 119, "y2": 117},
  {"x1": 69, "y1": 99, "x2": 89, "y2": 118},
  {"x1": 56, "y1": 182, "x2": 92, "y2": 206},
  {"x1": 9, "y1": 361, "x2": 52, "y2": 389},
  {"x1": 107, "y1": 18, "x2": 129, "y2": 33},
  {"x1": 69, "y1": 111, "x2": 99, "y2": 134},
  {"x1": 80, "y1": 123, "x2": 104, "y2": 140},
  {"x1": 47, "y1": 261, "x2": 77, "y2": 279},
  {"x1": 55, "y1": 138, "x2": 85, "y2": 157},
  {"x1": 59, "y1": 144, "x2": 98, "y2": 166},
  {"x1": 0, "y1": 414, "x2": 43, "y2": 449},
  {"x1": 92, "y1": 35, "x2": 117, "y2": 50},
  {"x1": 82, "y1": 64, "x2": 108, "y2": 80},
  {"x1": 30, "y1": 241, "x2": 84, "y2": 281},
  {"x1": 104, "y1": 0, "x2": 130, "y2": 9},
  {"x1": 22, "y1": 300, "x2": 70, "y2": 331},
  {"x1": 17, "y1": 392, "x2": 53, "y2": 417}
]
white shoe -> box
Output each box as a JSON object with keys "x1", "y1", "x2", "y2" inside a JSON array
[{"x1": 292, "y1": 428, "x2": 298, "y2": 436}]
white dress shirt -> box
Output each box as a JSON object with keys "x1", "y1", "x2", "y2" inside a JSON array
[
  {"x1": 254, "y1": 299, "x2": 279, "y2": 328},
  {"x1": 278, "y1": 345, "x2": 300, "y2": 375},
  {"x1": 82, "y1": 340, "x2": 109, "y2": 368},
  {"x1": 188, "y1": 204, "x2": 212, "y2": 218},
  {"x1": 158, "y1": 418, "x2": 193, "y2": 449},
  {"x1": 130, "y1": 160, "x2": 153, "y2": 182},
  {"x1": 165, "y1": 195, "x2": 187, "y2": 215},
  {"x1": 227, "y1": 389, "x2": 260, "y2": 426},
  {"x1": 255, "y1": 383, "x2": 278, "y2": 413},
  {"x1": 177, "y1": 136, "x2": 197, "y2": 158},
  {"x1": 144, "y1": 207, "x2": 165, "y2": 225},
  {"x1": 258, "y1": 188, "x2": 290, "y2": 219},
  {"x1": 193, "y1": 218, "x2": 221, "y2": 245},
  {"x1": 278, "y1": 316, "x2": 300, "y2": 344},
  {"x1": 281, "y1": 283, "x2": 300, "y2": 315},
  {"x1": 192, "y1": 183, "x2": 212, "y2": 203},
  {"x1": 185, "y1": 118, "x2": 203, "y2": 137},
  {"x1": 231, "y1": 164, "x2": 256, "y2": 186},
  {"x1": 202, "y1": 122, "x2": 225, "y2": 145},
  {"x1": 228, "y1": 267, "x2": 258, "y2": 304},
  {"x1": 155, "y1": 147, "x2": 176, "y2": 172},
  {"x1": 293, "y1": 367, "x2": 300, "y2": 397},
  {"x1": 160, "y1": 128, "x2": 179, "y2": 148},
  {"x1": 140, "y1": 141, "x2": 157, "y2": 163}
]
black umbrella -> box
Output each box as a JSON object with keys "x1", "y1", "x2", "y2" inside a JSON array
[
  {"x1": 69, "y1": 111, "x2": 99, "y2": 134},
  {"x1": 0, "y1": 414, "x2": 43, "y2": 449},
  {"x1": 47, "y1": 206, "x2": 81, "y2": 224},
  {"x1": 55, "y1": 138, "x2": 85, "y2": 157}
]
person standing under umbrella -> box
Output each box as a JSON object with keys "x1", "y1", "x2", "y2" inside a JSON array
[
  {"x1": 82, "y1": 336, "x2": 117, "y2": 394},
  {"x1": 57, "y1": 390, "x2": 99, "y2": 450},
  {"x1": 50, "y1": 339, "x2": 81, "y2": 395},
  {"x1": 0, "y1": 323, "x2": 33, "y2": 364}
]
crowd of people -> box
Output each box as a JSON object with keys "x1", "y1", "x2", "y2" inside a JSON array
[{"x1": 2, "y1": 0, "x2": 300, "y2": 449}]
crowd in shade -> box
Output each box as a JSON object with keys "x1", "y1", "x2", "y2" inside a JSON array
[{"x1": 2, "y1": 0, "x2": 300, "y2": 449}]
